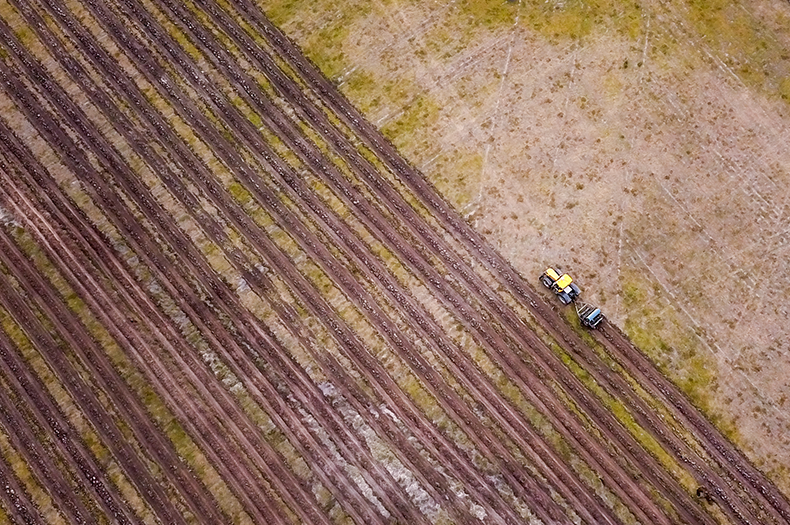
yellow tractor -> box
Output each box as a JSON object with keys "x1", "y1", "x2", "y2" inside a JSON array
[{"x1": 540, "y1": 267, "x2": 581, "y2": 305}]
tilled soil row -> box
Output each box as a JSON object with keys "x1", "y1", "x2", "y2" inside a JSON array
[
  {"x1": 0, "y1": 120, "x2": 307, "y2": 525},
  {"x1": 97, "y1": 1, "x2": 620, "y2": 522},
  {"x1": 599, "y1": 324, "x2": 790, "y2": 524},
  {"x1": 513, "y1": 251, "x2": 783, "y2": 523},
  {"x1": 147, "y1": 4, "x2": 700, "y2": 525},
  {"x1": 0, "y1": 68, "x2": 321, "y2": 524},
  {"x1": 46, "y1": 0, "x2": 602, "y2": 521},
  {"x1": 0, "y1": 323, "x2": 93, "y2": 525},
  {"x1": 1, "y1": 3, "x2": 512, "y2": 520},
  {"x1": 240, "y1": 2, "x2": 790, "y2": 523},
  {"x1": 0, "y1": 120, "x2": 236, "y2": 524},
  {"x1": 11, "y1": 6, "x2": 421, "y2": 522},
  {"x1": 187, "y1": 2, "x2": 719, "y2": 523},
  {"x1": 9, "y1": 6, "x2": 488, "y2": 520},
  {"x1": 0, "y1": 186, "x2": 201, "y2": 525},
  {"x1": 0, "y1": 446, "x2": 42, "y2": 525},
  {"x1": 0, "y1": 5, "x2": 439, "y2": 523},
  {"x1": 0, "y1": 237, "x2": 149, "y2": 525},
  {"x1": 0, "y1": 250, "x2": 149, "y2": 525},
  {"x1": 0, "y1": 430, "x2": 42, "y2": 525},
  {"x1": 0, "y1": 56, "x2": 366, "y2": 523}
]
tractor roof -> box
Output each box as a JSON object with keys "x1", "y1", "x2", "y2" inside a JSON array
[
  {"x1": 545, "y1": 267, "x2": 561, "y2": 281},
  {"x1": 556, "y1": 274, "x2": 573, "y2": 289}
]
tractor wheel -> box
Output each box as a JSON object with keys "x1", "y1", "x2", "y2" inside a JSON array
[{"x1": 540, "y1": 275, "x2": 553, "y2": 288}]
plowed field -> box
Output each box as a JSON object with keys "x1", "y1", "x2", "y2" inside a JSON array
[{"x1": 0, "y1": 0, "x2": 787, "y2": 524}]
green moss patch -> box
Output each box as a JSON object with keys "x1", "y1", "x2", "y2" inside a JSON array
[{"x1": 522, "y1": 0, "x2": 644, "y2": 42}]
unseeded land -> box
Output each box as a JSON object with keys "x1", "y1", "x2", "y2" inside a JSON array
[{"x1": 260, "y1": 0, "x2": 790, "y2": 497}]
